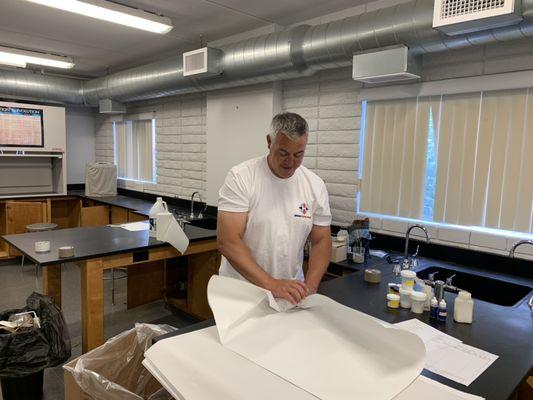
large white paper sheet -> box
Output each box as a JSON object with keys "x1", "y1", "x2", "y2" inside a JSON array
[
  {"x1": 143, "y1": 327, "x2": 483, "y2": 400},
  {"x1": 395, "y1": 319, "x2": 498, "y2": 386},
  {"x1": 396, "y1": 376, "x2": 484, "y2": 400},
  {"x1": 119, "y1": 221, "x2": 149, "y2": 231},
  {"x1": 155, "y1": 212, "x2": 189, "y2": 253},
  {"x1": 205, "y1": 275, "x2": 426, "y2": 400}
]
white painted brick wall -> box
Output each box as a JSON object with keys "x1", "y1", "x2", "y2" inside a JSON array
[
  {"x1": 282, "y1": 67, "x2": 362, "y2": 226},
  {"x1": 95, "y1": 94, "x2": 207, "y2": 200}
]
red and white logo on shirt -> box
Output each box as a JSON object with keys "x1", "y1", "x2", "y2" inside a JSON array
[{"x1": 294, "y1": 202, "x2": 311, "y2": 219}]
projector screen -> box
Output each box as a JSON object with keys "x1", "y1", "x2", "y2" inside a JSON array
[{"x1": 0, "y1": 106, "x2": 44, "y2": 147}]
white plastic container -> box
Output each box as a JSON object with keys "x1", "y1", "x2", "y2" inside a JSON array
[
  {"x1": 400, "y1": 270, "x2": 416, "y2": 290},
  {"x1": 149, "y1": 197, "x2": 168, "y2": 238},
  {"x1": 422, "y1": 284, "x2": 434, "y2": 311},
  {"x1": 399, "y1": 287, "x2": 412, "y2": 308},
  {"x1": 410, "y1": 291, "x2": 427, "y2": 314},
  {"x1": 454, "y1": 291, "x2": 474, "y2": 324},
  {"x1": 387, "y1": 293, "x2": 400, "y2": 309}
]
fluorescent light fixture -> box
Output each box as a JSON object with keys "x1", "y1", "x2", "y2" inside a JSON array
[
  {"x1": 0, "y1": 59, "x2": 27, "y2": 68},
  {"x1": 0, "y1": 46, "x2": 74, "y2": 69},
  {"x1": 24, "y1": 0, "x2": 174, "y2": 34}
]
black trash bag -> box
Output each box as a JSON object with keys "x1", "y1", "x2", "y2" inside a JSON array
[{"x1": 0, "y1": 292, "x2": 71, "y2": 378}]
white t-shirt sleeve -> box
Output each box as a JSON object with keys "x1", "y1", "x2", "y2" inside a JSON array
[
  {"x1": 313, "y1": 181, "x2": 332, "y2": 226},
  {"x1": 218, "y1": 168, "x2": 250, "y2": 212}
]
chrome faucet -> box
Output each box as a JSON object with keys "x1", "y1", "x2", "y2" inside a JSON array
[
  {"x1": 190, "y1": 191, "x2": 203, "y2": 219},
  {"x1": 509, "y1": 240, "x2": 533, "y2": 258},
  {"x1": 403, "y1": 225, "x2": 430, "y2": 269}
]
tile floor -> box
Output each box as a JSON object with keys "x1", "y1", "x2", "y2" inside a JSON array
[{"x1": 0, "y1": 259, "x2": 198, "y2": 400}]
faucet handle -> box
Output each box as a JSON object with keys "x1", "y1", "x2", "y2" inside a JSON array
[
  {"x1": 446, "y1": 274, "x2": 456, "y2": 286},
  {"x1": 428, "y1": 271, "x2": 439, "y2": 281}
]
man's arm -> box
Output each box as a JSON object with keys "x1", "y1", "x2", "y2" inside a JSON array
[
  {"x1": 305, "y1": 225, "x2": 332, "y2": 293},
  {"x1": 217, "y1": 210, "x2": 308, "y2": 304}
]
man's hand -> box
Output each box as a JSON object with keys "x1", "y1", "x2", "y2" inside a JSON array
[{"x1": 266, "y1": 279, "x2": 309, "y2": 305}]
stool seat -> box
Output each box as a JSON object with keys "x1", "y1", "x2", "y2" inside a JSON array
[{"x1": 26, "y1": 223, "x2": 58, "y2": 232}]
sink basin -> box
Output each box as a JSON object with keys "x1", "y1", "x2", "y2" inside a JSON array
[
  {"x1": 416, "y1": 266, "x2": 532, "y2": 307},
  {"x1": 172, "y1": 209, "x2": 217, "y2": 230},
  {"x1": 188, "y1": 217, "x2": 217, "y2": 230}
]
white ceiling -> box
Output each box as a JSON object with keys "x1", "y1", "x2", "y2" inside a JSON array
[{"x1": 0, "y1": 0, "x2": 370, "y2": 78}]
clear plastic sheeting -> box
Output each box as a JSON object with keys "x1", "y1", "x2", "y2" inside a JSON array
[
  {"x1": 64, "y1": 323, "x2": 175, "y2": 400},
  {"x1": 0, "y1": 292, "x2": 71, "y2": 378}
]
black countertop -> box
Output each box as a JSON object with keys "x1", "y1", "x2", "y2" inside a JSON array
[
  {"x1": 2, "y1": 223, "x2": 216, "y2": 266},
  {"x1": 69, "y1": 190, "x2": 201, "y2": 217},
  {"x1": 68, "y1": 190, "x2": 163, "y2": 216},
  {"x1": 156, "y1": 254, "x2": 532, "y2": 400}
]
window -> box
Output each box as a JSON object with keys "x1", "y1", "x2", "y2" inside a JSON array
[
  {"x1": 359, "y1": 88, "x2": 533, "y2": 235},
  {"x1": 113, "y1": 119, "x2": 156, "y2": 183}
]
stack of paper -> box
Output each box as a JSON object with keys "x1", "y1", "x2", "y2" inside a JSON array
[
  {"x1": 395, "y1": 319, "x2": 498, "y2": 386},
  {"x1": 142, "y1": 276, "x2": 485, "y2": 399}
]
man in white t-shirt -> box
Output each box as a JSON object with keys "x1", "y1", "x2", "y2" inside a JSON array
[{"x1": 217, "y1": 112, "x2": 332, "y2": 305}]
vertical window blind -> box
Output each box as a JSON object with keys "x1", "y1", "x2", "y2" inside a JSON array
[
  {"x1": 360, "y1": 88, "x2": 533, "y2": 234},
  {"x1": 435, "y1": 89, "x2": 533, "y2": 233},
  {"x1": 114, "y1": 119, "x2": 155, "y2": 182},
  {"x1": 360, "y1": 97, "x2": 434, "y2": 219}
]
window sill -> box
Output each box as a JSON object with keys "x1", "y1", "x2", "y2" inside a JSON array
[{"x1": 357, "y1": 212, "x2": 533, "y2": 261}]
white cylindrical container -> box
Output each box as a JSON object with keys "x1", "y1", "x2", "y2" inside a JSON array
[
  {"x1": 149, "y1": 197, "x2": 168, "y2": 238},
  {"x1": 387, "y1": 293, "x2": 400, "y2": 309},
  {"x1": 410, "y1": 291, "x2": 427, "y2": 314},
  {"x1": 401, "y1": 270, "x2": 416, "y2": 290},
  {"x1": 454, "y1": 291, "x2": 474, "y2": 324},
  {"x1": 35, "y1": 241, "x2": 50, "y2": 253},
  {"x1": 399, "y1": 287, "x2": 412, "y2": 308}
]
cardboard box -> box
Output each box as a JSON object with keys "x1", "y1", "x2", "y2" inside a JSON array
[
  {"x1": 63, "y1": 324, "x2": 169, "y2": 400},
  {"x1": 64, "y1": 357, "x2": 92, "y2": 400}
]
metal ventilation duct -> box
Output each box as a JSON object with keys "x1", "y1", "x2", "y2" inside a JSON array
[{"x1": 1, "y1": 0, "x2": 533, "y2": 105}]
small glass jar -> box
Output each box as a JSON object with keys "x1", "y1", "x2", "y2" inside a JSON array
[
  {"x1": 410, "y1": 291, "x2": 427, "y2": 314},
  {"x1": 401, "y1": 270, "x2": 417, "y2": 290},
  {"x1": 399, "y1": 287, "x2": 413, "y2": 308},
  {"x1": 387, "y1": 293, "x2": 400, "y2": 309}
]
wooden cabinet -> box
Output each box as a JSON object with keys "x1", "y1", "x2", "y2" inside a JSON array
[
  {"x1": 187, "y1": 250, "x2": 220, "y2": 320},
  {"x1": 128, "y1": 210, "x2": 147, "y2": 222},
  {"x1": 80, "y1": 205, "x2": 110, "y2": 227},
  {"x1": 6, "y1": 200, "x2": 49, "y2": 256},
  {"x1": 51, "y1": 197, "x2": 81, "y2": 229},
  {"x1": 110, "y1": 206, "x2": 129, "y2": 224}
]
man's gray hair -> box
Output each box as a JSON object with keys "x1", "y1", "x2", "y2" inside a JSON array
[{"x1": 269, "y1": 112, "x2": 308, "y2": 141}]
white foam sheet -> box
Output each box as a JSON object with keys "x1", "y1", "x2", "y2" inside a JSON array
[
  {"x1": 143, "y1": 327, "x2": 482, "y2": 400},
  {"x1": 207, "y1": 275, "x2": 425, "y2": 400}
]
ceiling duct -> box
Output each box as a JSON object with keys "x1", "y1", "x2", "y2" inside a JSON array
[
  {"x1": 352, "y1": 46, "x2": 421, "y2": 84},
  {"x1": 1, "y1": 0, "x2": 533, "y2": 105},
  {"x1": 433, "y1": 0, "x2": 522, "y2": 35}
]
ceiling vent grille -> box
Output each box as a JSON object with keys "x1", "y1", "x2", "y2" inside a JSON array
[
  {"x1": 433, "y1": 0, "x2": 522, "y2": 35},
  {"x1": 183, "y1": 47, "x2": 223, "y2": 78}
]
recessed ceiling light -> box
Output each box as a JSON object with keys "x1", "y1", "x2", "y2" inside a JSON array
[
  {"x1": 0, "y1": 46, "x2": 74, "y2": 69},
  {"x1": 24, "y1": 0, "x2": 174, "y2": 34}
]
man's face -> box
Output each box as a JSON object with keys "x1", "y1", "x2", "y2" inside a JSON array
[{"x1": 267, "y1": 131, "x2": 308, "y2": 179}]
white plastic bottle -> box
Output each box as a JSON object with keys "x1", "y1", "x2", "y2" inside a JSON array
[
  {"x1": 149, "y1": 197, "x2": 168, "y2": 237},
  {"x1": 454, "y1": 291, "x2": 474, "y2": 324}
]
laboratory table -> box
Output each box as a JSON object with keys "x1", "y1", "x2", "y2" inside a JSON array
[
  {"x1": 2, "y1": 223, "x2": 217, "y2": 352},
  {"x1": 156, "y1": 256, "x2": 532, "y2": 400}
]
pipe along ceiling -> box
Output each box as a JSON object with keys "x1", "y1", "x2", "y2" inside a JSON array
[{"x1": 1, "y1": 0, "x2": 533, "y2": 106}]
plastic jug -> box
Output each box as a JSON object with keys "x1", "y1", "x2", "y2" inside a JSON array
[{"x1": 149, "y1": 197, "x2": 168, "y2": 237}]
